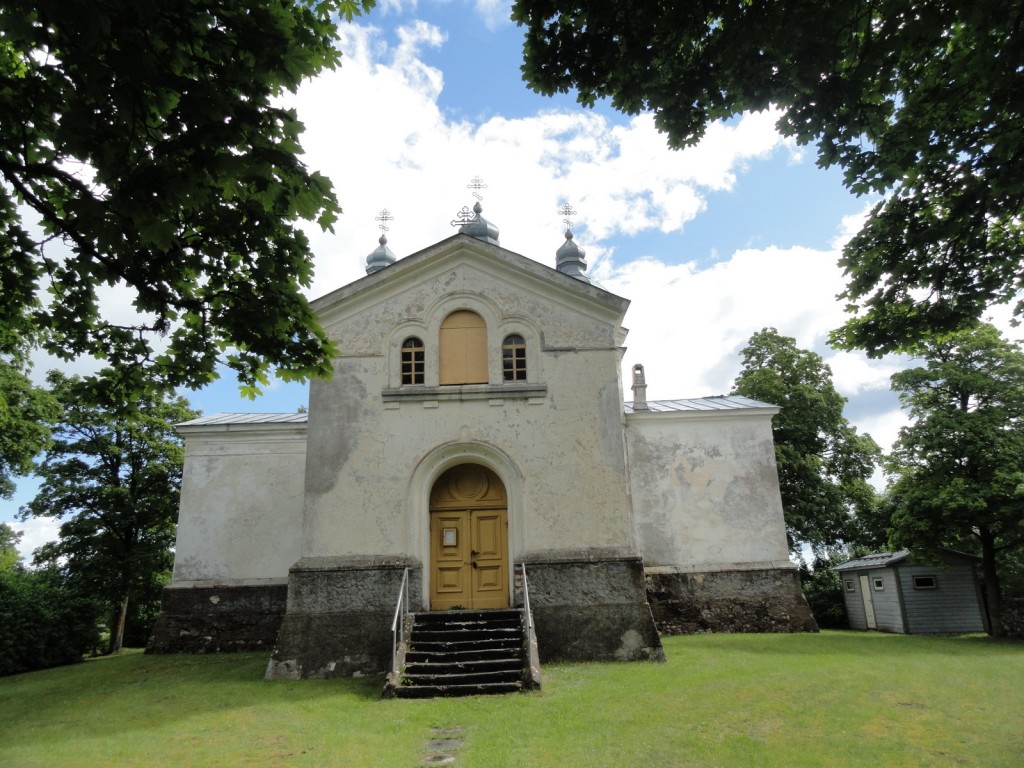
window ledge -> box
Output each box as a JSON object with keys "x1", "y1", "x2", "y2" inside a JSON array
[{"x1": 382, "y1": 383, "x2": 547, "y2": 403}]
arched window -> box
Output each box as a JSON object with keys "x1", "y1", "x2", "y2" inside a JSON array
[
  {"x1": 401, "y1": 337, "x2": 425, "y2": 385},
  {"x1": 439, "y1": 310, "x2": 487, "y2": 385},
  {"x1": 502, "y1": 334, "x2": 527, "y2": 381}
]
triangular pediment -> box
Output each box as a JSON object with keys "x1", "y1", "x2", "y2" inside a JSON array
[{"x1": 311, "y1": 234, "x2": 629, "y2": 332}]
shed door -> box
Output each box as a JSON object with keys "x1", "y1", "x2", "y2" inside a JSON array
[{"x1": 859, "y1": 574, "x2": 877, "y2": 629}]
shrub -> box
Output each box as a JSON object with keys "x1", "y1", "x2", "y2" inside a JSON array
[
  {"x1": 801, "y1": 557, "x2": 849, "y2": 630},
  {"x1": 0, "y1": 567, "x2": 102, "y2": 676}
]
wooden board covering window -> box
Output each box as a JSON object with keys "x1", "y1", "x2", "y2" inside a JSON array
[{"x1": 439, "y1": 310, "x2": 487, "y2": 385}]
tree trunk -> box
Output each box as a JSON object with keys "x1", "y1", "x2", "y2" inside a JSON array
[
  {"x1": 979, "y1": 528, "x2": 1004, "y2": 638},
  {"x1": 110, "y1": 594, "x2": 129, "y2": 653}
]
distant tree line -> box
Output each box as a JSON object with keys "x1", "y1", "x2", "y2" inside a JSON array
[
  {"x1": 1, "y1": 374, "x2": 196, "y2": 676},
  {"x1": 732, "y1": 324, "x2": 1024, "y2": 636}
]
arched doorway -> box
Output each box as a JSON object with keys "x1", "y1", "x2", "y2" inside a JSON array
[{"x1": 429, "y1": 464, "x2": 509, "y2": 610}]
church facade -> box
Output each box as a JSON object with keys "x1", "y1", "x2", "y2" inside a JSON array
[{"x1": 148, "y1": 204, "x2": 815, "y2": 678}]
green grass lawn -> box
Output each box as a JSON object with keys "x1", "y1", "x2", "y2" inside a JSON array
[{"x1": 1, "y1": 632, "x2": 1021, "y2": 767}]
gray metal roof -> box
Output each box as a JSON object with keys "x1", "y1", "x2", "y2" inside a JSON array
[
  {"x1": 177, "y1": 413, "x2": 309, "y2": 427},
  {"x1": 181, "y1": 396, "x2": 772, "y2": 428},
  {"x1": 624, "y1": 395, "x2": 778, "y2": 414},
  {"x1": 833, "y1": 551, "x2": 911, "y2": 571}
]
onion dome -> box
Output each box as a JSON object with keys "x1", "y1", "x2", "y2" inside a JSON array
[
  {"x1": 555, "y1": 228, "x2": 590, "y2": 282},
  {"x1": 459, "y1": 201, "x2": 500, "y2": 245},
  {"x1": 365, "y1": 233, "x2": 396, "y2": 275}
]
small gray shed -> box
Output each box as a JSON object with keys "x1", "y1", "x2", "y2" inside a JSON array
[{"x1": 833, "y1": 550, "x2": 987, "y2": 634}]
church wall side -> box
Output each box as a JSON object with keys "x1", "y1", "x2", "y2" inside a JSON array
[
  {"x1": 171, "y1": 425, "x2": 306, "y2": 584},
  {"x1": 150, "y1": 424, "x2": 307, "y2": 654},
  {"x1": 624, "y1": 410, "x2": 817, "y2": 634},
  {"x1": 624, "y1": 410, "x2": 790, "y2": 569}
]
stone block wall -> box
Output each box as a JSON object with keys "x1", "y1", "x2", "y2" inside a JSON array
[
  {"x1": 146, "y1": 584, "x2": 288, "y2": 653},
  {"x1": 265, "y1": 556, "x2": 422, "y2": 680},
  {"x1": 521, "y1": 550, "x2": 665, "y2": 663},
  {"x1": 646, "y1": 567, "x2": 818, "y2": 634}
]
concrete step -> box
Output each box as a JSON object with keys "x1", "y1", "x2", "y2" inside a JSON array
[
  {"x1": 387, "y1": 608, "x2": 532, "y2": 699},
  {"x1": 392, "y1": 681, "x2": 522, "y2": 699},
  {"x1": 403, "y1": 658, "x2": 522, "y2": 676}
]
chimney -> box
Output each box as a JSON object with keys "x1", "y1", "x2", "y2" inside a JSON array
[{"x1": 631, "y1": 364, "x2": 648, "y2": 410}]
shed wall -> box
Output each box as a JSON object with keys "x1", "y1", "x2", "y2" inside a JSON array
[
  {"x1": 840, "y1": 569, "x2": 906, "y2": 633},
  {"x1": 897, "y1": 565, "x2": 985, "y2": 634}
]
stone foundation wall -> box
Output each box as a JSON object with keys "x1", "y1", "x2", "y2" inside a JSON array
[
  {"x1": 265, "y1": 556, "x2": 422, "y2": 680},
  {"x1": 146, "y1": 583, "x2": 287, "y2": 653},
  {"x1": 646, "y1": 567, "x2": 818, "y2": 634},
  {"x1": 521, "y1": 550, "x2": 664, "y2": 663}
]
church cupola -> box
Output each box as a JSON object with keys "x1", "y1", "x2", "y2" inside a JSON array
[
  {"x1": 554, "y1": 203, "x2": 590, "y2": 282},
  {"x1": 455, "y1": 201, "x2": 500, "y2": 245},
  {"x1": 451, "y1": 176, "x2": 500, "y2": 245},
  {"x1": 365, "y1": 209, "x2": 397, "y2": 275},
  {"x1": 365, "y1": 233, "x2": 397, "y2": 274}
]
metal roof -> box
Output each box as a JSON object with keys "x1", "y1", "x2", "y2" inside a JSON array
[
  {"x1": 832, "y1": 551, "x2": 911, "y2": 571},
  {"x1": 624, "y1": 395, "x2": 778, "y2": 414},
  {"x1": 177, "y1": 413, "x2": 308, "y2": 427}
]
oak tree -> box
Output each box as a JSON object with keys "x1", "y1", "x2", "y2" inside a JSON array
[
  {"x1": 886, "y1": 324, "x2": 1024, "y2": 636},
  {"x1": 1, "y1": 1, "x2": 374, "y2": 399},
  {"x1": 732, "y1": 328, "x2": 880, "y2": 553},
  {"x1": 23, "y1": 372, "x2": 199, "y2": 653},
  {"x1": 0, "y1": 350, "x2": 58, "y2": 498},
  {"x1": 512, "y1": 0, "x2": 1024, "y2": 354},
  {"x1": 0, "y1": 522, "x2": 21, "y2": 572}
]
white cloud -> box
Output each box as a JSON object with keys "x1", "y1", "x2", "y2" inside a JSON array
[
  {"x1": 10, "y1": 516, "x2": 60, "y2": 562},
  {"x1": 472, "y1": 0, "x2": 512, "y2": 30},
  {"x1": 291, "y1": 23, "x2": 797, "y2": 297},
  {"x1": 279, "y1": 18, "x2": 913, "y2": 451}
]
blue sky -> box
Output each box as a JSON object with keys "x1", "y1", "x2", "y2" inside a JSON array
[{"x1": 10, "y1": 1, "x2": 1007, "y2": 556}]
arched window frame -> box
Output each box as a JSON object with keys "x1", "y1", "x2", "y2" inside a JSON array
[
  {"x1": 501, "y1": 333, "x2": 527, "y2": 381},
  {"x1": 400, "y1": 336, "x2": 425, "y2": 385}
]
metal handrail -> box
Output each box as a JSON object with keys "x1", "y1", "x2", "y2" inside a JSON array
[
  {"x1": 520, "y1": 563, "x2": 533, "y2": 635},
  {"x1": 390, "y1": 567, "x2": 410, "y2": 676}
]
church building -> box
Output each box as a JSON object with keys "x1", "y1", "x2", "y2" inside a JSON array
[{"x1": 148, "y1": 198, "x2": 816, "y2": 679}]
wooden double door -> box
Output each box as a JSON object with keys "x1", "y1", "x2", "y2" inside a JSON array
[{"x1": 429, "y1": 465, "x2": 509, "y2": 611}]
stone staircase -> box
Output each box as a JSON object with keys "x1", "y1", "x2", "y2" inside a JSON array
[{"x1": 384, "y1": 609, "x2": 540, "y2": 698}]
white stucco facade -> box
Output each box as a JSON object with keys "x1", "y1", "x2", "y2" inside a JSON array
[
  {"x1": 171, "y1": 416, "x2": 306, "y2": 586},
  {"x1": 625, "y1": 405, "x2": 792, "y2": 570},
  {"x1": 154, "y1": 218, "x2": 814, "y2": 667},
  {"x1": 299, "y1": 236, "x2": 635, "y2": 584}
]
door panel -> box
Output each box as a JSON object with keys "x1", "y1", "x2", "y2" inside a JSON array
[
  {"x1": 470, "y1": 510, "x2": 507, "y2": 609},
  {"x1": 428, "y1": 465, "x2": 509, "y2": 610},
  {"x1": 431, "y1": 511, "x2": 471, "y2": 608},
  {"x1": 859, "y1": 574, "x2": 877, "y2": 629}
]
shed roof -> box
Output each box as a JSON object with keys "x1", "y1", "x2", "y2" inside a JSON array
[
  {"x1": 832, "y1": 549, "x2": 981, "y2": 572},
  {"x1": 833, "y1": 551, "x2": 911, "y2": 572}
]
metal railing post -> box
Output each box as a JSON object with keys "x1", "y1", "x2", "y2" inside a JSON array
[{"x1": 390, "y1": 567, "x2": 410, "y2": 676}]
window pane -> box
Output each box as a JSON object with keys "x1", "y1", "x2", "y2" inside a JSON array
[
  {"x1": 401, "y1": 337, "x2": 425, "y2": 385},
  {"x1": 502, "y1": 334, "x2": 526, "y2": 382}
]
